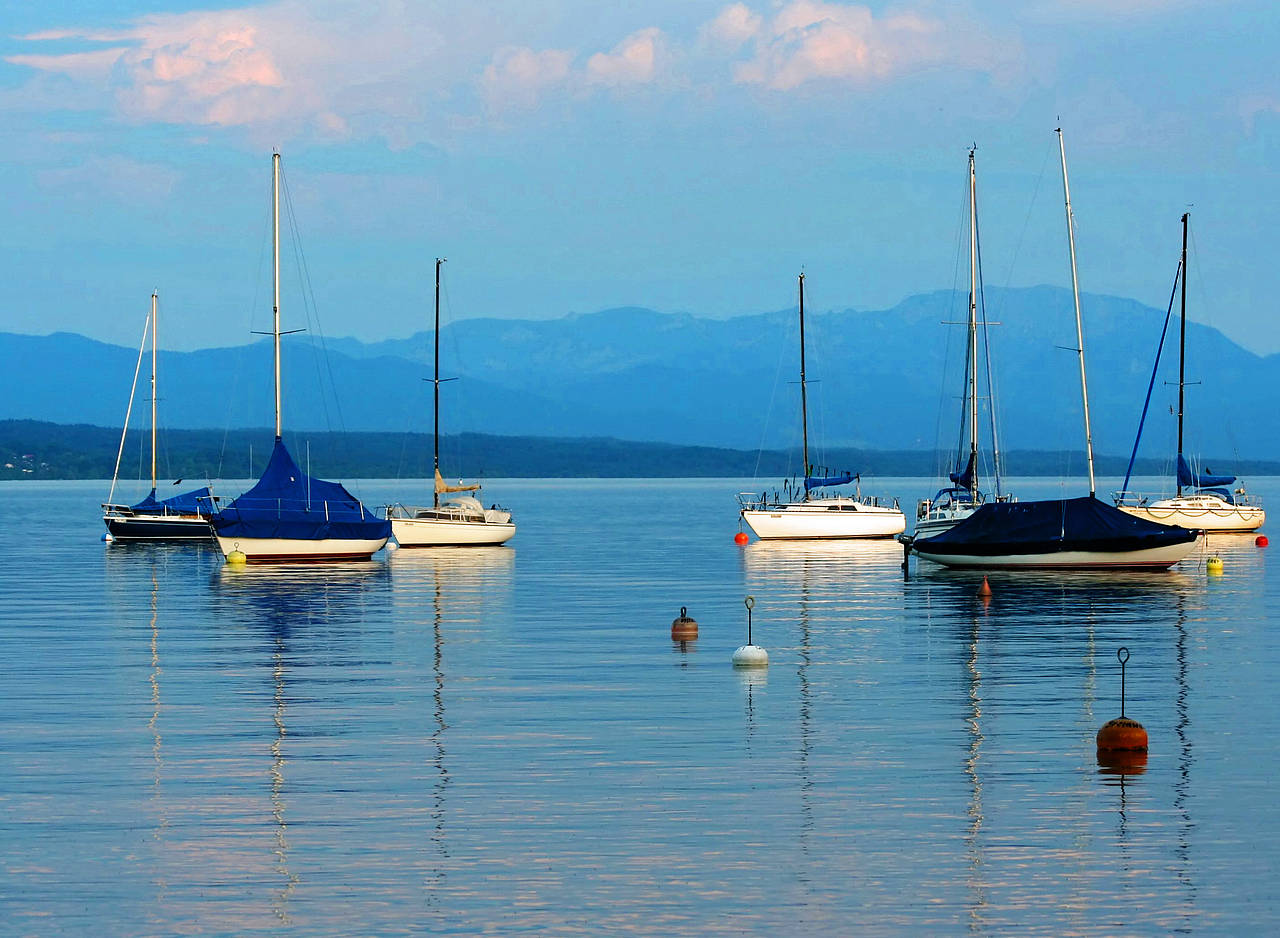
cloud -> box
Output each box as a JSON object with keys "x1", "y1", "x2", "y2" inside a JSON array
[
  {"x1": 703, "y1": 4, "x2": 763, "y2": 49},
  {"x1": 585, "y1": 28, "x2": 665, "y2": 87},
  {"x1": 6, "y1": 1, "x2": 444, "y2": 141},
  {"x1": 482, "y1": 46, "x2": 574, "y2": 110},
  {"x1": 721, "y1": 1, "x2": 1018, "y2": 90}
]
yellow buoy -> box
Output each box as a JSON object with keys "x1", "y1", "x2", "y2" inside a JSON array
[
  {"x1": 227, "y1": 550, "x2": 248, "y2": 565},
  {"x1": 1207, "y1": 555, "x2": 1223, "y2": 576}
]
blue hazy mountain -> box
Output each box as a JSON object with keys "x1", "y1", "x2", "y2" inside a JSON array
[{"x1": 3, "y1": 285, "x2": 1274, "y2": 460}]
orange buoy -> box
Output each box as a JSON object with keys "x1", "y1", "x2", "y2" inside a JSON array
[
  {"x1": 977, "y1": 576, "x2": 992, "y2": 597},
  {"x1": 1098, "y1": 647, "x2": 1148, "y2": 754},
  {"x1": 671, "y1": 606, "x2": 699, "y2": 641},
  {"x1": 1097, "y1": 716, "x2": 1149, "y2": 752},
  {"x1": 1258, "y1": 535, "x2": 1269, "y2": 548},
  {"x1": 734, "y1": 531, "x2": 750, "y2": 545}
]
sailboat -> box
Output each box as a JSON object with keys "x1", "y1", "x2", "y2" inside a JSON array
[
  {"x1": 911, "y1": 129, "x2": 1198, "y2": 569},
  {"x1": 914, "y1": 147, "x2": 1014, "y2": 539},
  {"x1": 102, "y1": 291, "x2": 218, "y2": 541},
  {"x1": 738, "y1": 273, "x2": 905, "y2": 540},
  {"x1": 386, "y1": 258, "x2": 515, "y2": 547},
  {"x1": 1114, "y1": 212, "x2": 1265, "y2": 532},
  {"x1": 209, "y1": 153, "x2": 390, "y2": 562}
]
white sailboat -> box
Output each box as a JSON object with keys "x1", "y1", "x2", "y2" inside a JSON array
[
  {"x1": 102, "y1": 291, "x2": 218, "y2": 541},
  {"x1": 387, "y1": 259, "x2": 515, "y2": 547},
  {"x1": 738, "y1": 273, "x2": 905, "y2": 540},
  {"x1": 914, "y1": 147, "x2": 1015, "y2": 539},
  {"x1": 1115, "y1": 212, "x2": 1264, "y2": 532},
  {"x1": 910, "y1": 129, "x2": 1197, "y2": 569},
  {"x1": 209, "y1": 153, "x2": 390, "y2": 562}
]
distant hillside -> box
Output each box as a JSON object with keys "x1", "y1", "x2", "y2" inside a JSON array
[
  {"x1": 5, "y1": 419, "x2": 1278, "y2": 483},
  {"x1": 1, "y1": 286, "x2": 1275, "y2": 462}
]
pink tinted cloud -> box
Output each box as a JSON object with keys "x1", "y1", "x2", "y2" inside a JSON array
[
  {"x1": 585, "y1": 28, "x2": 664, "y2": 86},
  {"x1": 723, "y1": 1, "x2": 1018, "y2": 90},
  {"x1": 482, "y1": 46, "x2": 574, "y2": 109}
]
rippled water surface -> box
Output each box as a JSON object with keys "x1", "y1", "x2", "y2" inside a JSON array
[{"x1": 2, "y1": 476, "x2": 1277, "y2": 935}]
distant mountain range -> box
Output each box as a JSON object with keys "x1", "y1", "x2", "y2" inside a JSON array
[{"x1": 3, "y1": 285, "x2": 1275, "y2": 465}]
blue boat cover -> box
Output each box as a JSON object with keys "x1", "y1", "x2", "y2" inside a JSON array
[
  {"x1": 804, "y1": 471, "x2": 855, "y2": 492},
  {"x1": 1176, "y1": 454, "x2": 1235, "y2": 489},
  {"x1": 211, "y1": 439, "x2": 390, "y2": 541},
  {"x1": 914, "y1": 495, "x2": 1196, "y2": 557},
  {"x1": 131, "y1": 486, "x2": 214, "y2": 516}
]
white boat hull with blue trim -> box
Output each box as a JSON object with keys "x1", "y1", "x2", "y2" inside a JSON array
[{"x1": 741, "y1": 497, "x2": 906, "y2": 540}]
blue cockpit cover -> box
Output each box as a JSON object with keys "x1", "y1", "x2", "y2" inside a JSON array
[
  {"x1": 804, "y1": 471, "x2": 855, "y2": 492},
  {"x1": 914, "y1": 495, "x2": 1197, "y2": 557},
  {"x1": 1176, "y1": 454, "x2": 1235, "y2": 489},
  {"x1": 211, "y1": 439, "x2": 390, "y2": 541},
  {"x1": 132, "y1": 486, "x2": 214, "y2": 516}
]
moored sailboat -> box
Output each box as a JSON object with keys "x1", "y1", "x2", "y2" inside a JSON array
[
  {"x1": 1114, "y1": 212, "x2": 1264, "y2": 533},
  {"x1": 738, "y1": 272, "x2": 905, "y2": 540},
  {"x1": 912, "y1": 129, "x2": 1197, "y2": 569},
  {"x1": 915, "y1": 147, "x2": 1015, "y2": 539},
  {"x1": 103, "y1": 291, "x2": 217, "y2": 541},
  {"x1": 387, "y1": 258, "x2": 515, "y2": 547},
  {"x1": 209, "y1": 153, "x2": 389, "y2": 562}
]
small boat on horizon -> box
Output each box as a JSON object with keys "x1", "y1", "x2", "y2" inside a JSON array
[
  {"x1": 386, "y1": 258, "x2": 515, "y2": 547},
  {"x1": 1113, "y1": 211, "x2": 1264, "y2": 533},
  {"x1": 209, "y1": 153, "x2": 390, "y2": 562},
  {"x1": 103, "y1": 290, "x2": 218, "y2": 542},
  {"x1": 738, "y1": 272, "x2": 905, "y2": 540},
  {"x1": 911, "y1": 129, "x2": 1197, "y2": 570}
]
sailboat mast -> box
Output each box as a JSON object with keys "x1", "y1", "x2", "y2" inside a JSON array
[
  {"x1": 433, "y1": 257, "x2": 444, "y2": 509},
  {"x1": 1056, "y1": 128, "x2": 1096, "y2": 496},
  {"x1": 798, "y1": 272, "x2": 810, "y2": 482},
  {"x1": 149, "y1": 286, "x2": 157, "y2": 491},
  {"x1": 1176, "y1": 212, "x2": 1188, "y2": 496},
  {"x1": 272, "y1": 152, "x2": 283, "y2": 441},
  {"x1": 967, "y1": 148, "x2": 980, "y2": 502}
]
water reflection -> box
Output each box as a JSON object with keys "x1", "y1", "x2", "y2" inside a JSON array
[{"x1": 387, "y1": 547, "x2": 515, "y2": 908}]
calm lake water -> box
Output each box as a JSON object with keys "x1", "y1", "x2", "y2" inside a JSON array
[{"x1": 2, "y1": 475, "x2": 1277, "y2": 935}]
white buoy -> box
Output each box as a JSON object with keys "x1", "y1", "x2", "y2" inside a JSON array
[
  {"x1": 732, "y1": 644, "x2": 769, "y2": 668},
  {"x1": 385, "y1": 539, "x2": 400, "y2": 551},
  {"x1": 102, "y1": 532, "x2": 114, "y2": 543},
  {"x1": 731, "y1": 596, "x2": 768, "y2": 668}
]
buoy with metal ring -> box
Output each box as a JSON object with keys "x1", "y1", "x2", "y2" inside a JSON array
[
  {"x1": 1257, "y1": 535, "x2": 1269, "y2": 548},
  {"x1": 1097, "y1": 647, "x2": 1148, "y2": 754},
  {"x1": 227, "y1": 549, "x2": 248, "y2": 565},
  {"x1": 734, "y1": 531, "x2": 749, "y2": 545},
  {"x1": 671, "y1": 606, "x2": 698, "y2": 641},
  {"x1": 1207, "y1": 555, "x2": 1223, "y2": 575},
  {"x1": 732, "y1": 596, "x2": 768, "y2": 668}
]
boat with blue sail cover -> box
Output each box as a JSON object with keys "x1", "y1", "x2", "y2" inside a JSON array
[
  {"x1": 912, "y1": 128, "x2": 1197, "y2": 569},
  {"x1": 915, "y1": 146, "x2": 1015, "y2": 539},
  {"x1": 738, "y1": 272, "x2": 905, "y2": 540},
  {"x1": 209, "y1": 153, "x2": 389, "y2": 562},
  {"x1": 103, "y1": 291, "x2": 218, "y2": 541},
  {"x1": 1114, "y1": 212, "x2": 1264, "y2": 532}
]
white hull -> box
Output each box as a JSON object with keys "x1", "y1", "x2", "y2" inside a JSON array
[
  {"x1": 913, "y1": 538, "x2": 1198, "y2": 569},
  {"x1": 912, "y1": 505, "x2": 978, "y2": 540},
  {"x1": 742, "y1": 500, "x2": 905, "y2": 540},
  {"x1": 392, "y1": 516, "x2": 516, "y2": 547},
  {"x1": 215, "y1": 534, "x2": 387, "y2": 562},
  {"x1": 1117, "y1": 499, "x2": 1264, "y2": 533}
]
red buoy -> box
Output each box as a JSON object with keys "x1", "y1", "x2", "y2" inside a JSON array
[
  {"x1": 977, "y1": 576, "x2": 992, "y2": 597},
  {"x1": 1257, "y1": 535, "x2": 1269, "y2": 548},
  {"x1": 734, "y1": 531, "x2": 750, "y2": 545}
]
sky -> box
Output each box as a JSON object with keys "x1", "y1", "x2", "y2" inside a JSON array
[{"x1": 2, "y1": 0, "x2": 1278, "y2": 353}]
